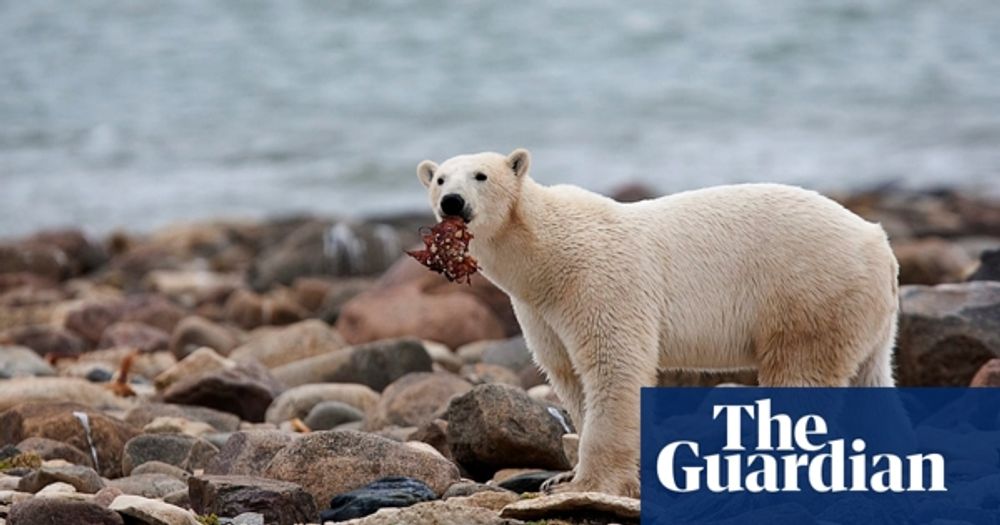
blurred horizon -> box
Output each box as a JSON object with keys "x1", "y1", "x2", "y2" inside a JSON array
[{"x1": 3, "y1": 0, "x2": 1000, "y2": 237}]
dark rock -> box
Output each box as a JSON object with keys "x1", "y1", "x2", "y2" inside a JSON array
[
  {"x1": 496, "y1": 470, "x2": 564, "y2": 493},
  {"x1": 1, "y1": 325, "x2": 86, "y2": 358},
  {"x1": 124, "y1": 403, "x2": 241, "y2": 433},
  {"x1": 64, "y1": 300, "x2": 126, "y2": 346},
  {"x1": 0, "y1": 242, "x2": 70, "y2": 281},
  {"x1": 897, "y1": 282, "x2": 1000, "y2": 385},
  {"x1": 969, "y1": 248, "x2": 1000, "y2": 282},
  {"x1": 26, "y1": 229, "x2": 108, "y2": 276},
  {"x1": 169, "y1": 316, "x2": 241, "y2": 359},
  {"x1": 446, "y1": 384, "x2": 572, "y2": 480},
  {"x1": 16, "y1": 437, "x2": 93, "y2": 467},
  {"x1": 108, "y1": 473, "x2": 188, "y2": 498},
  {"x1": 7, "y1": 497, "x2": 124, "y2": 525},
  {"x1": 189, "y1": 475, "x2": 318, "y2": 525},
  {"x1": 262, "y1": 430, "x2": 460, "y2": 504},
  {"x1": 408, "y1": 419, "x2": 451, "y2": 461},
  {"x1": 86, "y1": 367, "x2": 114, "y2": 382},
  {"x1": 17, "y1": 464, "x2": 105, "y2": 494},
  {"x1": 205, "y1": 430, "x2": 296, "y2": 476},
  {"x1": 320, "y1": 476, "x2": 436, "y2": 522},
  {"x1": 98, "y1": 321, "x2": 170, "y2": 353},
  {"x1": 303, "y1": 401, "x2": 364, "y2": 431},
  {"x1": 122, "y1": 433, "x2": 219, "y2": 475},
  {"x1": 271, "y1": 337, "x2": 432, "y2": 391},
  {"x1": 364, "y1": 372, "x2": 471, "y2": 431},
  {"x1": 893, "y1": 238, "x2": 974, "y2": 285},
  {"x1": 162, "y1": 360, "x2": 284, "y2": 422},
  {"x1": 317, "y1": 278, "x2": 376, "y2": 323},
  {"x1": 0, "y1": 402, "x2": 140, "y2": 478}
]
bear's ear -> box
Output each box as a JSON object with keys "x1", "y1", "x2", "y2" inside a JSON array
[
  {"x1": 416, "y1": 160, "x2": 438, "y2": 188},
  {"x1": 507, "y1": 148, "x2": 531, "y2": 178}
]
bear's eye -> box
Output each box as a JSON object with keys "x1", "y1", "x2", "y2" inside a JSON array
[
  {"x1": 436, "y1": 177, "x2": 444, "y2": 186},
  {"x1": 475, "y1": 172, "x2": 488, "y2": 182}
]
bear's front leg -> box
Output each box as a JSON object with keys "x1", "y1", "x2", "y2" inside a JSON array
[{"x1": 554, "y1": 322, "x2": 658, "y2": 498}]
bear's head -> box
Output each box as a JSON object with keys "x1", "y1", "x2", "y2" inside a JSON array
[{"x1": 416, "y1": 148, "x2": 531, "y2": 241}]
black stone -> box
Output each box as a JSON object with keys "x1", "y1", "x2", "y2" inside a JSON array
[
  {"x1": 319, "y1": 476, "x2": 436, "y2": 522},
  {"x1": 497, "y1": 470, "x2": 564, "y2": 493}
]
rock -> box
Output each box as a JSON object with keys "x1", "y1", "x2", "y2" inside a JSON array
[
  {"x1": 229, "y1": 319, "x2": 346, "y2": 369},
  {"x1": 131, "y1": 461, "x2": 190, "y2": 481},
  {"x1": 223, "y1": 290, "x2": 307, "y2": 330},
  {"x1": 337, "y1": 284, "x2": 506, "y2": 350},
  {"x1": 317, "y1": 278, "x2": 377, "y2": 323},
  {"x1": 446, "y1": 490, "x2": 518, "y2": 512},
  {"x1": 108, "y1": 474, "x2": 187, "y2": 499},
  {"x1": 445, "y1": 384, "x2": 571, "y2": 480},
  {"x1": 0, "y1": 402, "x2": 140, "y2": 478},
  {"x1": 17, "y1": 464, "x2": 105, "y2": 494},
  {"x1": 610, "y1": 182, "x2": 660, "y2": 203},
  {"x1": 0, "y1": 325, "x2": 86, "y2": 358},
  {"x1": 124, "y1": 403, "x2": 241, "y2": 433},
  {"x1": 162, "y1": 360, "x2": 284, "y2": 422},
  {"x1": 970, "y1": 358, "x2": 1000, "y2": 387},
  {"x1": 336, "y1": 499, "x2": 518, "y2": 525},
  {"x1": 271, "y1": 338, "x2": 432, "y2": 390},
  {"x1": 478, "y1": 337, "x2": 532, "y2": 372},
  {"x1": 494, "y1": 470, "x2": 562, "y2": 493},
  {"x1": 262, "y1": 430, "x2": 460, "y2": 503},
  {"x1": 122, "y1": 433, "x2": 219, "y2": 475},
  {"x1": 68, "y1": 348, "x2": 176, "y2": 385},
  {"x1": 142, "y1": 417, "x2": 215, "y2": 437},
  {"x1": 205, "y1": 431, "x2": 296, "y2": 476},
  {"x1": 145, "y1": 270, "x2": 243, "y2": 307},
  {"x1": 0, "y1": 346, "x2": 55, "y2": 377},
  {"x1": 498, "y1": 491, "x2": 640, "y2": 522},
  {"x1": 0, "y1": 242, "x2": 70, "y2": 282},
  {"x1": 364, "y1": 373, "x2": 472, "y2": 431},
  {"x1": 320, "y1": 476, "x2": 436, "y2": 522},
  {"x1": 34, "y1": 480, "x2": 79, "y2": 497},
  {"x1": 25, "y1": 229, "x2": 108, "y2": 276},
  {"x1": 291, "y1": 277, "x2": 335, "y2": 313},
  {"x1": 248, "y1": 220, "x2": 408, "y2": 290},
  {"x1": 16, "y1": 437, "x2": 93, "y2": 468},
  {"x1": 264, "y1": 384, "x2": 379, "y2": 425},
  {"x1": 423, "y1": 341, "x2": 462, "y2": 373},
  {"x1": 408, "y1": 419, "x2": 451, "y2": 461},
  {"x1": 460, "y1": 364, "x2": 521, "y2": 387},
  {"x1": 109, "y1": 494, "x2": 199, "y2": 525},
  {"x1": 303, "y1": 401, "x2": 364, "y2": 431},
  {"x1": 119, "y1": 295, "x2": 186, "y2": 334},
  {"x1": 64, "y1": 300, "x2": 125, "y2": 346},
  {"x1": 98, "y1": 322, "x2": 170, "y2": 353},
  {"x1": 969, "y1": 248, "x2": 1000, "y2": 282},
  {"x1": 897, "y1": 282, "x2": 1000, "y2": 385},
  {"x1": 893, "y1": 238, "x2": 975, "y2": 285},
  {"x1": 162, "y1": 488, "x2": 190, "y2": 508},
  {"x1": 7, "y1": 497, "x2": 124, "y2": 525},
  {"x1": 154, "y1": 347, "x2": 234, "y2": 391},
  {"x1": 94, "y1": 486, "x2": 124, "y2": 506},
  {"x1": 0, "y1": 377, "x2": 130, "y2": 413},
  {"x1": 442, "y1": 481, "x2": 512, "y2": 499},
  {"x1": 188, "y1": 475, "x2": 318, "y2": 525},
  {"x1": 169, "y1": 317, "x2": 241, "y2": 359}
]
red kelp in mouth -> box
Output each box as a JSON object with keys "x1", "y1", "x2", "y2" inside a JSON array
[{"x1": 406, "y1": 216, "x2": 480, "y2": 284}]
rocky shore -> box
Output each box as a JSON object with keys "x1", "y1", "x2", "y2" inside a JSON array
[{"x1": 1, "y1": 185, "x2": 999, "y2": 525}]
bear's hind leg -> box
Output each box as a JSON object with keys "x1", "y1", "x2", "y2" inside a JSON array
[{"x1": 755, "y1": 330, "x2": 857, "y2": 387}]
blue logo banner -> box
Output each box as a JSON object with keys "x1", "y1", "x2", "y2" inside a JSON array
[{"x1": 640, "y1": 388, "x2": 1000, "y2": 524}]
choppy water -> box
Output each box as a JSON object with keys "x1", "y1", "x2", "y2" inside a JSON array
[{"x1": 2, "y1": 0, "x2": 1000, "y2": 237}]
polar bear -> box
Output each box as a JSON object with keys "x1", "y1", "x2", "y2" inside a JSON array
[{"x1": 415, "y1": 149, "x2": 899, "y2": 497}]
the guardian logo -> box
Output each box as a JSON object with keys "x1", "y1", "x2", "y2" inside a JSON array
[{"x1": 656, "y1": 399, "x2": 946, "y2": 494}]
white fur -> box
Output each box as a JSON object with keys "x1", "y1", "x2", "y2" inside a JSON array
[{"x1": 416, "y1": 149, "x2": 899, "y2": 496}]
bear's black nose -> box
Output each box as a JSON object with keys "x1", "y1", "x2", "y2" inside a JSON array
[{"x1": 440, "y1": 193, "x2": 466, "y2": 217}]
